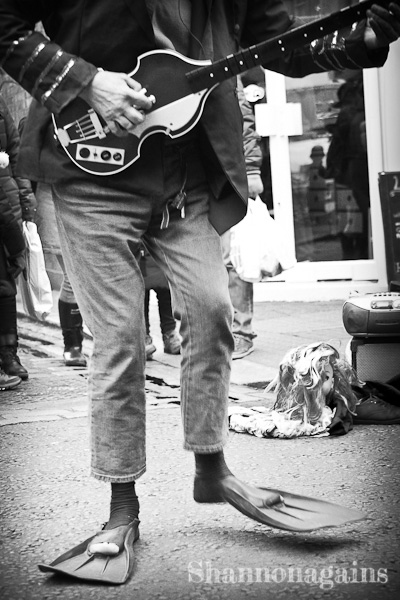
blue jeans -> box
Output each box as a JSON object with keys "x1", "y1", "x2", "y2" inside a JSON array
[
  {"x1": 52, "y1": 142, "x2": 234, "y2": 482},
  {"x1": 221, "y1": 231, "x2": 255, "y2": 341}
]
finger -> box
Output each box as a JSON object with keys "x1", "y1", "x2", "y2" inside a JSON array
[
  {"x1": 122, "y1": 74, "x2": 143, "y2": 93},
  {"x1": 389, "y1": 1, "x2": 400, "y2": 14},
  {"x1": 124, "y1": 105, "x2": 147, "y2": 125},
  {"x1": 390, "y1": 3, "x2": 400, "y2": 31},
  {"x1": 131, "y1": 90, "x2": 156, "y2": 111},
  {"x1": 367, "y1": 9, "x2": 400, "y2": 40},
  {"x1": 370, "y1": 4, "x2": 400, "y2": 31},
  {"x1": 368, "y1": 17, "x2": 399, "y2": 42},
  {"x1": 106, "y1": 119, "x2": 129, "y2": 137},
  {"x1": 108, "y1": 112, "x2": 144, "y2": 136},
  {"x1": 124, "y1": 77, "x2": 156, "y2": 110},
  {"x1": 115, "y1": 113, "x2": 143, "y2": 133}
]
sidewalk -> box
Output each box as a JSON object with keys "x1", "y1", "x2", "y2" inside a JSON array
[
  {"x1": 17, "y1": 288, "x2": 353, "y2": 387},
  {"x1": 9, "y1": 290, "x2": 353, "y2": 424}
]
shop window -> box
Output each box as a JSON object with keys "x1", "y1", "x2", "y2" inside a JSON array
[{"x1": 281, "y1": 0, "x2": 371, "y2": 262}]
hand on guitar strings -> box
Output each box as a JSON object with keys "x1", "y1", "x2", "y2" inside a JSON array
[
  {"x1": 364, "y1": 1, "x2": 400, "y2": 48},
  {"x1": 79, "y1": 70, "x2": 156, "y2": 137}
]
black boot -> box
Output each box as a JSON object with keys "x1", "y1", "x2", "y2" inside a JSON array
[
  {"x1": 0, "y1": 333, "x2": 29, "y2": 381},
  {"x1": 59, "y1": 300, "x2": 87, "y2": 367}
]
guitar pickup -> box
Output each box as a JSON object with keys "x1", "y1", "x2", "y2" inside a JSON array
[{"x1": 76, "y1": 143, "x2": 125, "y2": 166}]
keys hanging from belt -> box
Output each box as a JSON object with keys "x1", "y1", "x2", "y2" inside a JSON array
[
  {"x1": 160, "y1": 177, "x2": 187, "y2": 230},
  {"x1": 160, "y1": 189, "x2": 187, "y2": 229},
  {"x1": 160, "y1": 143, "x2": 188, "y2": 229}
]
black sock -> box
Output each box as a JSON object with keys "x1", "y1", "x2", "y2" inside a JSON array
[
  {"x1": 194, "y1": 451, "x2": 232, "y2": 480},
  {"x1": 104, "y1": 482, "x2": 140, "y2": 529}
]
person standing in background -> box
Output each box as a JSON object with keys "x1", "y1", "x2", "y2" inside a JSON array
[
  {"x1": 222, "y1": 77, "x2": 264, "y2": 360},
  {"x1": 18, "y1": 117, "x2": 87, "y2": 369},
  {"x1": 0, "y1": 94, "x2": 36, "y2": 382},
  {"x1": 140, "y1": 246, "x2": 181, "y2": 359},
  {"x1": 35, "y1": 181, "x2": 87, "y2": 367}
]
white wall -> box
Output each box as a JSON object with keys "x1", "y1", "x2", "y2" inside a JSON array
[{"x1": 378, "y1": 40, "x2": 400, "y2": 172}]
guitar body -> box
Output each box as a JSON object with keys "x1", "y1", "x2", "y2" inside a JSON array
[{"x1": 53, "y1": 50, "x2": 214, "y2": 175}]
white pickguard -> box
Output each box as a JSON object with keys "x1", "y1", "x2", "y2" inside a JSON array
[{"x1": 132, "y1": 88, "x2": 214, "y2": 139}]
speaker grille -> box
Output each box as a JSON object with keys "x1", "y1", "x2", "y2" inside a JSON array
[{"x1": 352, "y1": 340, "x2": 400, "y2": 381}]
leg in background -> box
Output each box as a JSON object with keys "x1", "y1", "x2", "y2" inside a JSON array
[
  {"x1": 221, "y1": 230, "x2": 255, "y2": 360},
  {"x1": 155, "y1": 287, "x2": 181, "y2": 354},
  {"x1": 0, "y1": 295, "x2": 29, "y2": 380},
  {"x1": 144, "y1": 289, "x2": 156, "y2": 359}
]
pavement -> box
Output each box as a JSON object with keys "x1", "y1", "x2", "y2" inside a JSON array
[{"x1": 0, "y1": 292, "x2": 399, "y2": 600}]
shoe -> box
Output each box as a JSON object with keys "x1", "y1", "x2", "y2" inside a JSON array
[
  {"x1": 232, "y1": 335, "x2": 254, "y2": 360},
  {"x1": 146, "y1": 335, "x2": 156, "y2": 360},
  {"x1": 354, "y1": 397, "x2": 400, "y2": 425},
  {"x1": 0, "y1": 368, "x2": 21, "y2": 390},
  {"x1": 0, "y1": 345, "x2": 29, "y2": 380},
  {"x1": 163, "y1": 331, "x2": 181, "y2": 355},
  {"x1": 63, "y1": 346, "x2": 87, "y2": 367}
]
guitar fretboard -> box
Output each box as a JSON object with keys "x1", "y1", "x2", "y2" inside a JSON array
[{"x1": 186, "y1": 0, "x2": 390, "y2": 91}]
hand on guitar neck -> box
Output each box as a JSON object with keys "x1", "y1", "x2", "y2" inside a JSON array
[
  {"x1": 79, "y1": 70, "x2": 156, "y2": 137},
  {"x1": 364, "y1": 1, "x2": 400, "y2": 49}
]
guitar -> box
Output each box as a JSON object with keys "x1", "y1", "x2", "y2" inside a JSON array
[{"x1": 53, "y1": 0, "x2": 389, "y2": 176}]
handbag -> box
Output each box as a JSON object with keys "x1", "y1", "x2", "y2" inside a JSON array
[
  {"x1": 229, "y1": 196, "x2": 296, "y2": 283},
  {"x1": 18, "y1": 221, "x2": 53, "y2": 321}
]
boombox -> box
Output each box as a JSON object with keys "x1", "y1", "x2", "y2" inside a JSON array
[{"x1": 342, "y1": 292, "x2": 400, "y2": 337}]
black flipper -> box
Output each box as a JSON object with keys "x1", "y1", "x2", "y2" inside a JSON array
[
  {"x1": 38, "y1": 519, "x2": 139, "y2": 585},
  {"x1": 219, "y1": 478, "x2": 365, "y2": 531}
]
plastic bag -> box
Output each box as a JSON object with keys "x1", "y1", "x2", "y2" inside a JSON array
[
  {"x1": 18, "y1": 221, "x2": 53, "y2": 321},
  {"x1": 229, "y1": 196, "x2": 296, "y2": 282}
]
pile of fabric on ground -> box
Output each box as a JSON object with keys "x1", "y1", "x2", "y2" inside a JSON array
[{"x1": 229, "y1": 342, "x2": 361, "y2": 438}]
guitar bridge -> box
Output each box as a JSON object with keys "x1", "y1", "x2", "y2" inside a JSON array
[
  {"x1": 56, "y1": 109, "x2": 107, "y2": 147},
  {"x1": 76, "y1": 143, "x2": 125, "y2": 166}
]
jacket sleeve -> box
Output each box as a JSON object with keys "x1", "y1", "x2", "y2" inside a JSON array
[
  {"x1": 0, "y1": 0, "x2": 98, "y2": 115},
  {"x1": 16, "y1": 175, "x2": 37, "y2": 221},
  {"x1": 237, "y1": 77, "x2": 262, "y2": 176},
  {"x1": 0, "y1": 98, "x2": 37, "y2": 219},
  {"x1": 240, "y1": 0, "x2": 389, "y2": 78},
  {"x1": 0, "y1": 185, "x2": 26, "y2": 258}
]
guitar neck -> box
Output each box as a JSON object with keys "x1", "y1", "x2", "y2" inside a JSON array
[{"x1": 186, "y1": 0, "x2": 390, "y2": 92}]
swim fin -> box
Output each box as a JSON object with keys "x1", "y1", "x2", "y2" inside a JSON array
[
  {"x1": 38, "y1": 518, "x2": 139, "y2": 585},
  {"x1": 219, "y1": 478, "x2": 365, "y2": 532}
]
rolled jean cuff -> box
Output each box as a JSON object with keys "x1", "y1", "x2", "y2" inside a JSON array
[
  {"x1": 183, "y1": 440, "x2": 228, "y2": 454},
  {"x1": 91, "y1": 465, "x2": 146, "y2": 483}
]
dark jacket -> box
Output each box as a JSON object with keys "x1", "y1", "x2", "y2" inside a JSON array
[
  {"x1": 0, "y1": 0, "x2": 388, "y2": 233},
  {"x1": 0, "y1": 95, "x2": 36, "y2": 296}
]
